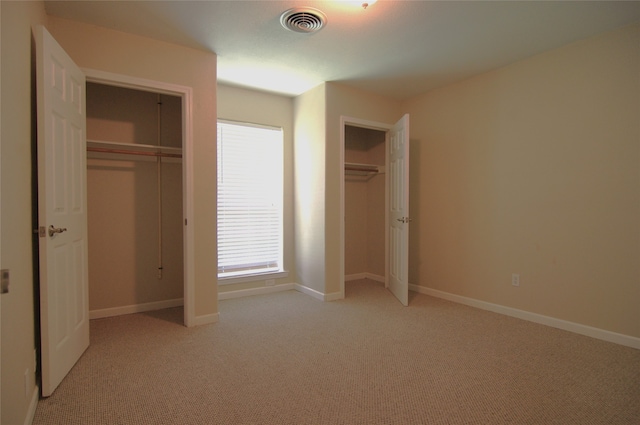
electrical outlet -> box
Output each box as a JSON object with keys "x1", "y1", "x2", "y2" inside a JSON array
[
  {"x1": 265, "y1": 279, "x2": 275, "y2": 286},
  {"x1": 512, "y1": 273, "x2": 520, "y2": 287}
]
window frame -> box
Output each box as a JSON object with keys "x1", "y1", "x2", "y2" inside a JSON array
[{"x1": 216, "y1": 119, "x2": 287, "y2": 285}]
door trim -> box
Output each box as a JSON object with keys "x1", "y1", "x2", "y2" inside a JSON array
[
  {"x1": 83, "y1": 68, "x2": 196, "y2": 327},
  {"x1": 339, "y1": 116, "x2": 392, "y2": 299}
]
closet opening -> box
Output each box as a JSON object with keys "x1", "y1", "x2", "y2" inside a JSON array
[
  {"x1": 84, "y1": 72, "x2": 194, "y2": 326},
  {"x1": 340, "y1": 117, "x2": 392, "y2": 299}
]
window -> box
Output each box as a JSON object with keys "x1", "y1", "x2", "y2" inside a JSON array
[{"x1": 217, "y1": 120, "x2": 284, "y2": 282}]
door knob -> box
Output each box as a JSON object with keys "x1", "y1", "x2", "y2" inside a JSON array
[
  {"x1": 48, "y1": 225, "x2": 68, "y2": 237},
  {"x1": 396, "y1": 217, "x2": 412, "y2": 223}
]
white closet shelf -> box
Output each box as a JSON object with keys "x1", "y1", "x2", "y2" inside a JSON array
[
  {"x1": 87, "y1": 139, "x2": 182, "y2": 152},
  {"x1": 87, "y1": 139, "x2": 182, "y2": 158},
  {"x1": 345, "y1": 162, "x2": 385, "y2": 176}
]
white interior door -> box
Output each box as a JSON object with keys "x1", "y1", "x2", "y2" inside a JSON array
[
  {"x1": 388, "y1": 114, "x2": 410, "y2": 306},
  {"x1": 36, "y1": 25, "x2": 89, "y2": 397}
]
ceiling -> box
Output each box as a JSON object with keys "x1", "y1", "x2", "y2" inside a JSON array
[{"x1": 44, "y1": 1, "x2": 640, "y2": 100}]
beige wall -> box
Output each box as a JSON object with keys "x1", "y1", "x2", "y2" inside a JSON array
[
  {"x1": 325, "y1": 83, "x2": 401, "y2": 295},
  {"x1": 86, "y1": 83, "x2": 183, "y2": 147},
  {"x1": 403, "y1": 24, "x2": 640, "y2": 338},
  {"x1": 47, "y1": 16, "x2": 218, "y2": 318},
  {"x1": 1, "y1": 2, "x2": 47, "y2": 424},
  {"x1": 86, "y1": 84, "x2": 183, "y2": 311},
  {"x1": 294, "y1": 84, "x2": 327, "y2": 293},
  {"x1": 216, "y1": 84, "x2": 296, "y2": 293}
]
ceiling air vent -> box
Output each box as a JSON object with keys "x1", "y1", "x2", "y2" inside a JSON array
[{"x1": 280, "y1": 8, "x2": 327, "y2": 34}]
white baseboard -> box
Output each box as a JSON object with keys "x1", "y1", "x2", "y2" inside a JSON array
[
  {"x1": 411, "y1": 284, "x2": 640, "y2": 350},
  {"x1": 189, "y1": 312, "x2": 219, "y2": 326},
  {"x1": 25, "y1": 385, "x2": 39, "y2": 425},
  {"x1": 218, "y1": 283, "x2": 296, "y2": 300},
  {"x1": 294, "y1": 283, "x2": 326, "y2": 301},
  {"x1": 89, "y1": 298, "x2": 184, "y2": 319},
  {"x1": 216, "y1": 281, "x2": 344, "y2": 303},
  {"x1": 324, "y1": 291, "x2": 344, "y2": 301},
  {"x1": 294, "y1": 284, "x2": 344, "y2": 301},
  {"x1": 345, "y1": 273, "x2": 385, "y2": 283}
]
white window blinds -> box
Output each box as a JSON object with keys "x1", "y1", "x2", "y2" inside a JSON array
[{"x1": 217, "y1": 121, "x2": 283, "y2": 278}]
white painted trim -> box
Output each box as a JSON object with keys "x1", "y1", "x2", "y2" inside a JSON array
[
  {"x1": 218, "y1": 270, "x2": 289, "y2": 286},
  {"x1": 83, "y1": 68, "x2": 189, "y2": 96},
  {"x1": 339, "y1": 118, "x2": 346, "y2": 301},
  {"x1": 410, "y1": 284, "x2": 640, "y2": 350},
  {"x1": 341, "y1": 116, "x2": 395, "y2": 132},
  {"x1": 365, "y1": 273, "x2": 385, "y2": 283},
  {"x1": 217, "y1": 282, "x2": 345, "y2": 302},
  {"x1": 181, "y1": 86, "x2": 196, "y2": 329},
  {"x1": 324, "y1": 291, "x2": 344, "y2": 301},
  {"x1": 294, "y1": 283, "x2": 326, "y2": 301},
  {"x1": 190, "y1": 312, "x2": 219, "y2": 327},
  {"x1": 89, "y1": 298, "x2": 184, "y2": 320},
  {"x1": 294, "y1": 283, "x2": 343, "y2": 301},
  {"x1": 218, "y1": 283, "x2": 296, "y2": 300},
  {"x1": 25, "y1": 385, "x2": 39, "y2": 425},
  {"x1": 82, "y1": 68, "x2": 196, "y2": 329}
]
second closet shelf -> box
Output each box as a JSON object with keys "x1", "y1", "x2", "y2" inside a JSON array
[{"x1": 87, "y1": 139, "x2": 182, "y2": 158}]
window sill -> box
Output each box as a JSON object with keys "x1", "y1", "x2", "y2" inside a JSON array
[{"x1": 217, "y1": 270, "x2": 289, "y2": 286}]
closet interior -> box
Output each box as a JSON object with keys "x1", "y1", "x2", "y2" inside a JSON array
[
  {"x1": 86, "y1": 82, "x2": 184, "y2": 315},
  {"x1": 344, "y1": 125, "x2": 387, "y2": 282}
]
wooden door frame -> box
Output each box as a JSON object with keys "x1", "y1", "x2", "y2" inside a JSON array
[
  {"x1": 339, "y1": 116, "x2": 392, "y2": 299},
  {"x1": 83, "y1": 69, "x2": 196, "y2": 327}
]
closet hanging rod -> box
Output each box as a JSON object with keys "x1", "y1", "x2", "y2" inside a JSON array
[
  {"x1": 345, "y1": 166, "x2": 377, "y2": 172},
  {"x1": 87, "y1": 146, "x2": 182, "y2": 158},
  {"x1": 345, "y1": 165, "x2": 378, "y2": 173}
]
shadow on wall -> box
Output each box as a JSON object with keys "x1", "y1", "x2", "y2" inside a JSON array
[{"x1": 408, "y1": 137, "x2": 422, "y2": 286}]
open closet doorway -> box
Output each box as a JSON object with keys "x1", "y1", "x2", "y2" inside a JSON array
[
  {"x1": 84, "y1": 70, "x2": 195, "y2": 326},
  {"x1": 340, "y1": 115, "x2": 410, "y2": 306}
]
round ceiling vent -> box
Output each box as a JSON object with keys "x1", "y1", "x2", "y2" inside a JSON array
[{"x1": 280, "y1": 7, "x2": 327, "y2": 34}]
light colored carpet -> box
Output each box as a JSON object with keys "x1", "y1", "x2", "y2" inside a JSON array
[{"x1": 33, "y1": 279, "x2": 640, "y2": 424}]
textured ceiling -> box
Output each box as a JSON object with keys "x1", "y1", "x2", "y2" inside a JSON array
[{"x1": 44, "y1": 1, "x2": 640, "y2": 99}]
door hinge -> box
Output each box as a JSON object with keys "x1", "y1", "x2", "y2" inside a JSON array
[
  {"x1": 1, "y1": 269, "x2": 9, "y2": 294},
  {"x1": 396, "y1": 217, "x2": 412, "y2": 223}
]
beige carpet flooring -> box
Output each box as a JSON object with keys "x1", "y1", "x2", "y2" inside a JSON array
[{"x1": 33, "y1": 279, "x2": 640, "y2": 424}]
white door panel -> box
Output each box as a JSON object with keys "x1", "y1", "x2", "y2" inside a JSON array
[
  {"x1": 388, "y1": 114, "x2": 410, "y2": 306},
  {"x1": 36, "y1": 25, "x2": 89, "y2": 397}
]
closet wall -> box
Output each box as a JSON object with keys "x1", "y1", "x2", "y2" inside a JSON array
[
  {"x1": 86, "y1": 82, "x2": 184, "y2": 313},
  {"x1": 344, "y1": 125, "x2": 386, "y2": 279}
]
